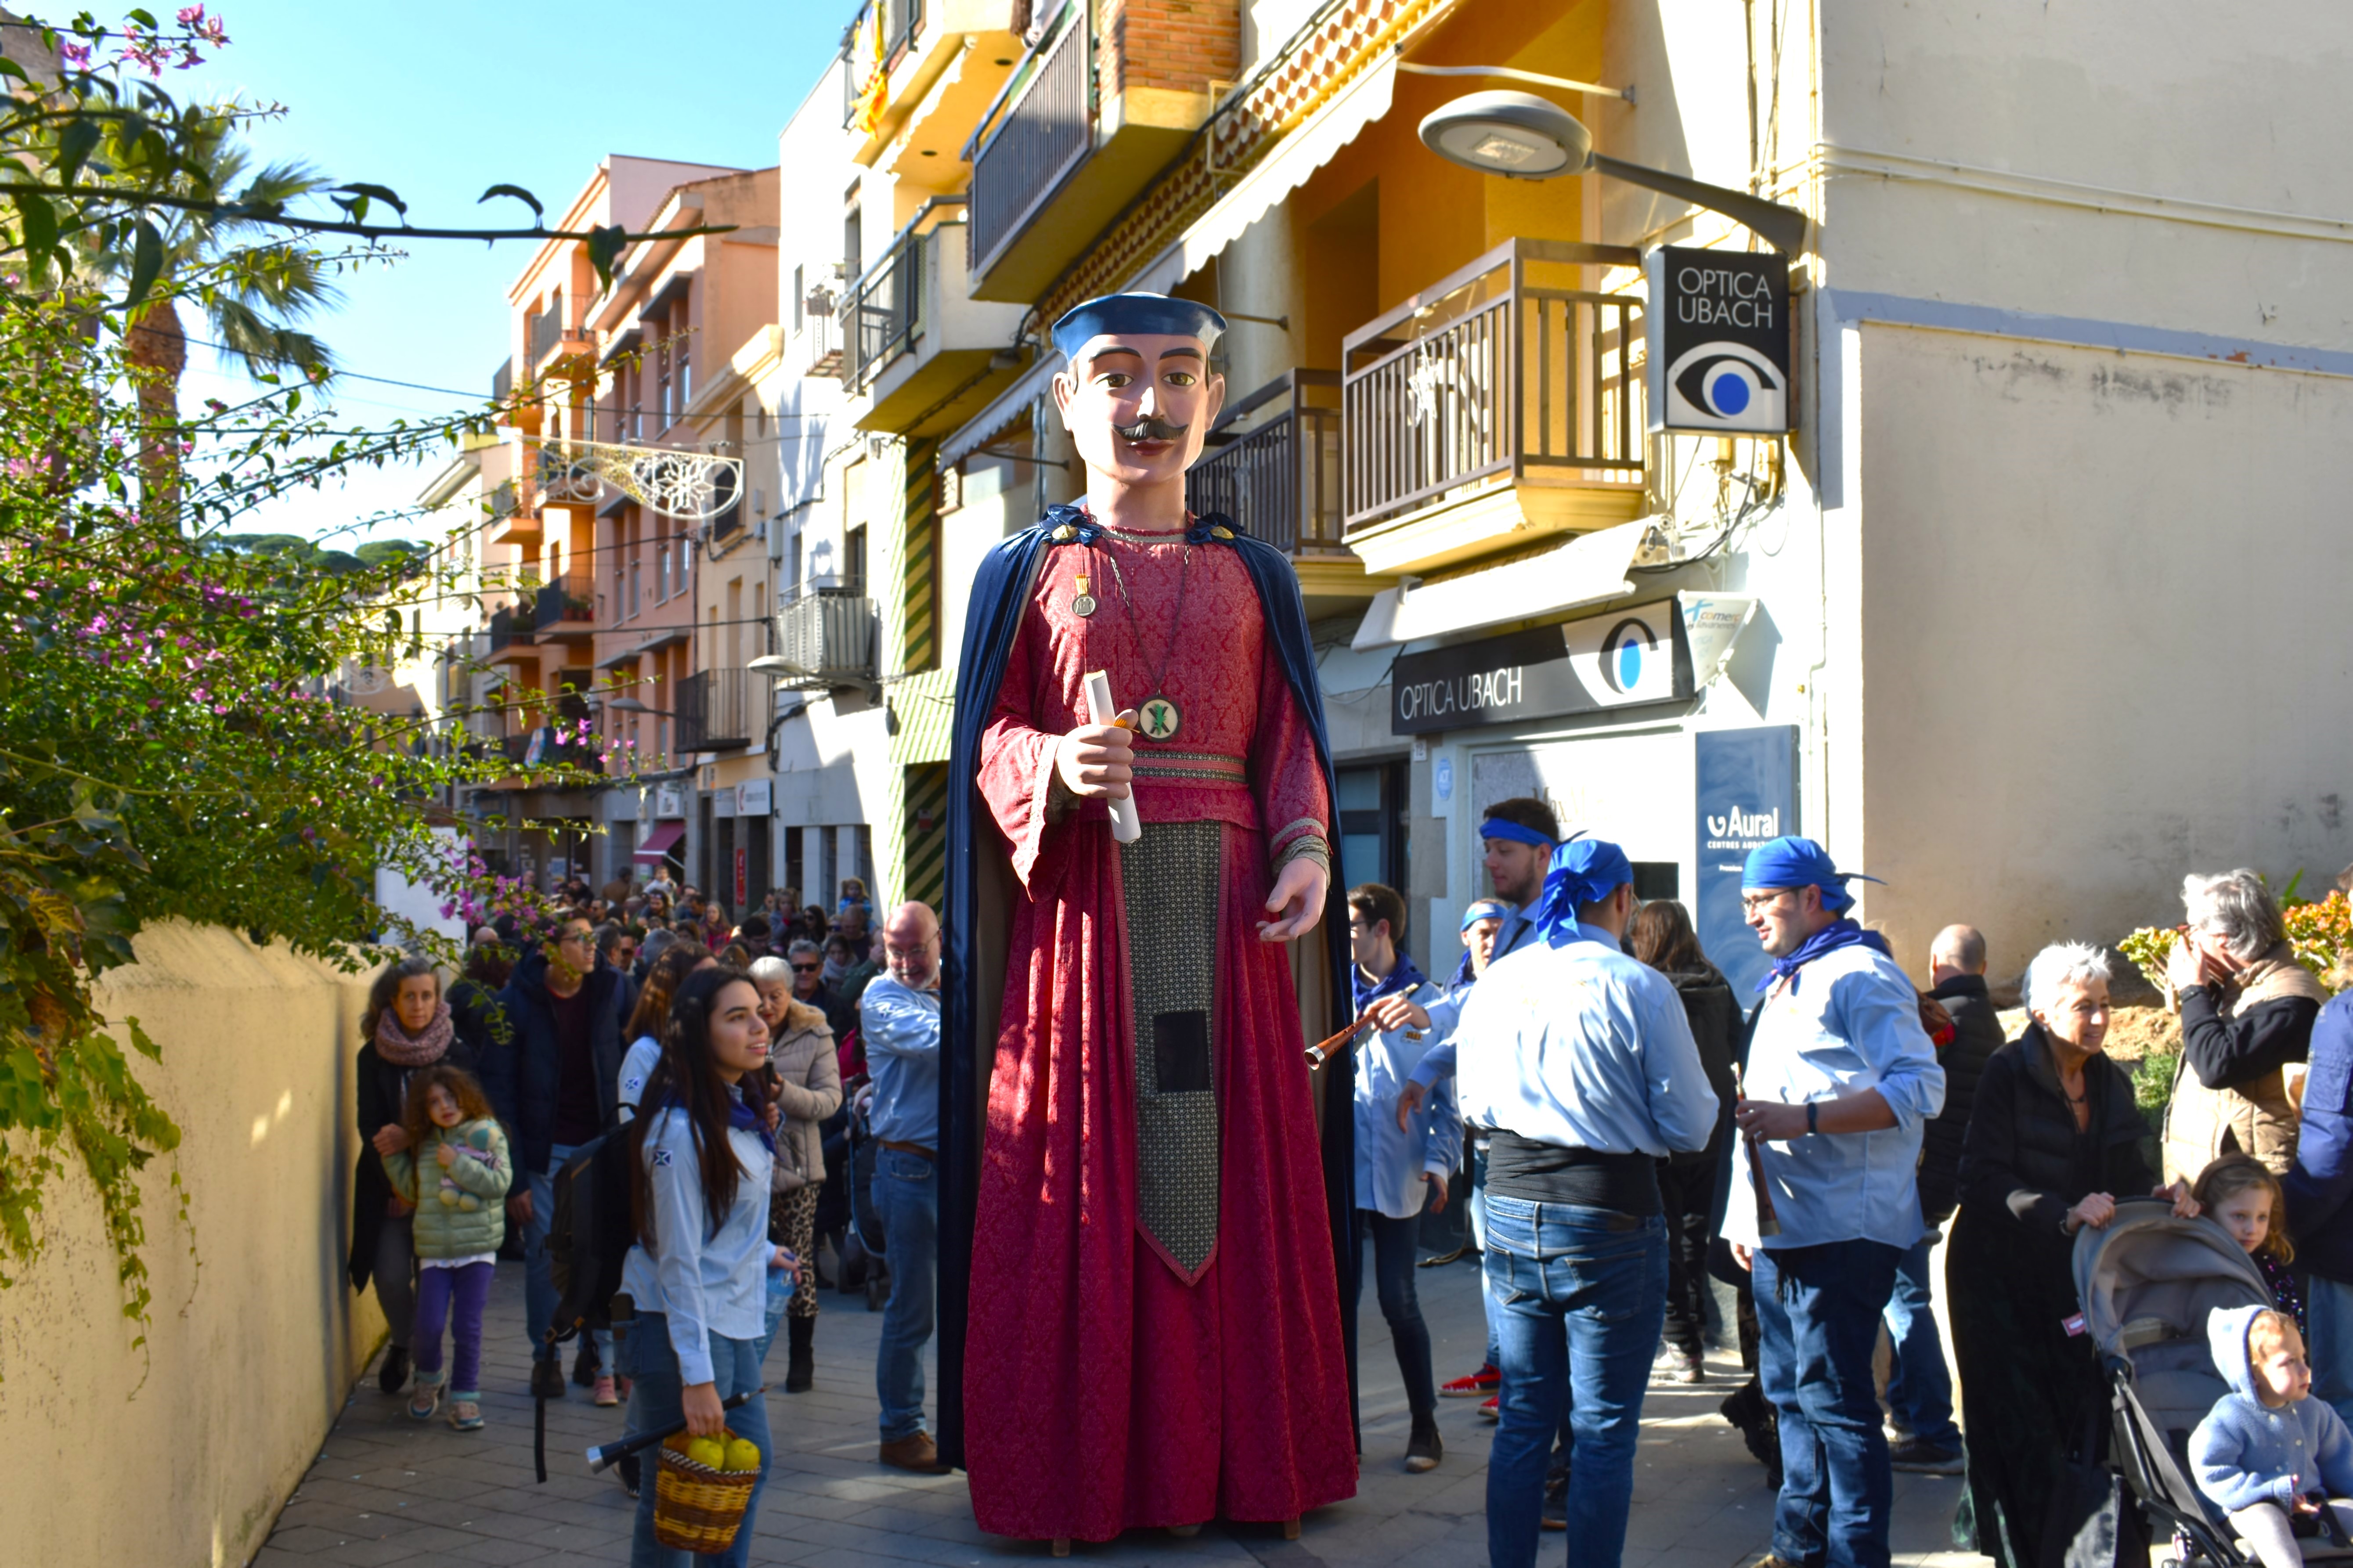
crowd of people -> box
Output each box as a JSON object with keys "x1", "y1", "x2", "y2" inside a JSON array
[
  {"x1": 340, "y1": 826, "x2": 2353, "y2": 1567},
  {"x1": 1347, "y1": 801, "x2": 2353, "y2": 1568},
  {"x1": 345, "y1": 868, "x2": 932, "y2": 1566}
]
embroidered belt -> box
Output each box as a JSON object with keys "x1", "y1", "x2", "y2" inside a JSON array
[{"x1": 1130, "y1": 750, "x2": 1247, "y2": 783}]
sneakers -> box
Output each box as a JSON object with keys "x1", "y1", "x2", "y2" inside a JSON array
[
  {"x1": 377, "y1": 1345, "x2": 409, "y2": 1395},
  {"x1": 571, "y1": 1341, "x2": 601, "y2": 1388},
  {"x1": 1887, "y1": 1437, "x2": 1964, "y2": 1475},
  {"x1": 1653, "y1": 1347, "x2": 1703, "y2": 1384},
  {"x1": 407, "y1": 1381, "x2": 443, "y2": 1422},
  {"x1": 1440, "y1": 1363, "x2": 1500, "y2": 1398},
  {"x1": 1405, "y1": 1418, "x2": 1443, "y2": 1473},
  {"x1": 446, "y1": 1399, "x2": 484, "y2": 1432},
  {"x1": 592, "y1": 1375, "x2": 619, "y2": 1408},
  {"x1": 878, "y1": 1431, "x2": 950, "y2": 1474},
  {"x1": 1479, "y1": 1395, "x2": 1499, "y2": 1422},
  {"x1": 530, "y1": 1358, "x2": 566, "y2": 1401}
]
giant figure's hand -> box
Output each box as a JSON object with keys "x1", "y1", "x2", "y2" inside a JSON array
[
  {"x1": 1054, "y1": 711, "x2": 1137, "y2": 800},
  {"x1": 1257, "y1": 857, "x2": 1329, "y2": 943}
]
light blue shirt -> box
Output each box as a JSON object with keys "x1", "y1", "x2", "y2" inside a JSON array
[
  {"x1": 862, "y1": 973, "x2": 941, "y2": 1150},
  {"x1": 1353, "y1": 977, "x2": 1463, "y2": 1218},
  {"x1": 1409, "y1": 899, "x2": 1549, "y2": 1090},
  {"x1": 1454, "y1": 933, "x2": 1719, "y2": 1157},
  {"x1": 615, "y1": 1033, "x2": 659, "y2": 1120},
  {"x1": 619, "y1": 1097, "x2": 774, "y2": 1384},
  {"x1": 1720, "y1": 942, "x2": 1947, "y2": 1251}
]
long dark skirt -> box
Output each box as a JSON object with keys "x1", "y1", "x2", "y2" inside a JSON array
[{"x1": 1947, "y1": 1206, "x2": 2134, "y2": 1568}]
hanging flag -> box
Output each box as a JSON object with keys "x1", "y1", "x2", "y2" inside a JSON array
[{"x1": 852, "y1": 3, "x2": 890, "y2": 137}]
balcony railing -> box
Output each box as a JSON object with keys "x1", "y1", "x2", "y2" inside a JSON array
[
  {"x1": 676, "y1": 668, "x2": 773, "y2": 753},
  {"x1": 1187, "y1": 370, "x2": 1344, "y2": 556},
  {"x1": 770, "y1": 591, "x2": 879, "y2": 690},
  {"x1": 487, "y1": 604, "x2": 520, "y2": 653},
  {"x1": 1341, "y1": 239, "x2": 1644, "y2": 533},
  {"x1": 968, "y1": 7, "x2": 1089, "y2": 278},
  {"x1": 841, "y1": 0, "x2": 927, "y2": 127},
  {"x1": 533, "y1": 574, "x2": 594, "y2": 635},
  {"x1": 800, "y1": 296, "x2": 843, "y2": 378},
  {"x1": 492, "y1": 359, "x2": 512, "y2": 404},
  {"x1": 844, "y1": 223, "x2": 930, "y2": 389}
]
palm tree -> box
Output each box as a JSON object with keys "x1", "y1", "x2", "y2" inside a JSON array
[{"x1": 92, "y1": 109, "x2": 341, "y2": 523}]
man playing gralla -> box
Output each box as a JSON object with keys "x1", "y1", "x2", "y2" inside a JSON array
[{"x1": 937, "y1": 292, "x2": 1359, "y2": 1546}]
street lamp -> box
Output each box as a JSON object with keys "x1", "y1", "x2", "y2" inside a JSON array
[{"x1": 1411, "y1": 80, "x2": 1811, "y2": 255}]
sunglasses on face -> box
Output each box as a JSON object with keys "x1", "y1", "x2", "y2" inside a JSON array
[{"x1": 789, "y1": 962, "x2": 819, "y2": 973}]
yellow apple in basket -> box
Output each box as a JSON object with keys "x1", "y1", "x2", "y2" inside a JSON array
[
  {"x1": 723, "y1": 1438, "x2": 760, "y2": 1472},
  {"x1": 686, "y1": 1436, "x2": 726, "y2": 1470}
]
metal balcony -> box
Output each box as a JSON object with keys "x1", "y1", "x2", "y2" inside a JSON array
[
  {"x1": 675, "y1": 668, "x2": 773, "y2": 753},
  {"x1": 967, "y1": 8, "x2": 1089, "y2": 281},
  {"x1": 1343, "y1": 239, "x2": 1645, "y2": 537},
  {"x1": 1187, "y1": 370, "x2": 1346, "y2": 557},
  {"x1": 843, "y1": 221, "x2": 928, "y2": 391},
  {"x1": 764, "y1": 590, "x2": 879, "y2": 692},
  {"x1": 533, "y1": 574, "x2": 595, "y2": 641}
]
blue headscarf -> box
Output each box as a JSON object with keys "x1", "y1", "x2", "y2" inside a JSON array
[
  {"x1": 1478, "y1": 816, "x2": 1554, "y2": 851},
  {"x1": 1739, "y1": 835, "x2": 1881, "y2": 915},
  {"x1": 1533, "y1": 839, "x2": 1632, "y2": 946}
]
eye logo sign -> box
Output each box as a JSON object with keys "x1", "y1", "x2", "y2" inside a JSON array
[
  {"x1": 1599, "y1": 617, "x2": 1659, "y2": 694},
  {"x1": 1667, "y1": 344, "x2": 1785, "y2": 429},
  {"x1": 1646, "y1": 246, "x2": 1794, "y2": 435}
]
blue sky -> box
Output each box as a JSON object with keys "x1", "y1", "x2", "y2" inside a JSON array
[{"x1": 165, "y1": 0, "x2": 848, "y2": 544}]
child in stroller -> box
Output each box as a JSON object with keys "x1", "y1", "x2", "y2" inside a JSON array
[
  {"x1": 2191, "y1": 1304, "x2": 2353, "y2": 1568},
  {"x1": 2078, "y1": 1199, "x2": 2353, "y2": 1568}
]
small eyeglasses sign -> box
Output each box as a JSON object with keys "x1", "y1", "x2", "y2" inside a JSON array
[{"x1": 1645, "y1": 245, "x2": 1793, "y2": 435}]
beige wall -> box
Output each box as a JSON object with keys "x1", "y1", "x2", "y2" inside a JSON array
[
  {"x1": 0, "y1": 924, "x2": 382, "y2": 1568},
  {"x1": 1856, "y1": 323, "x2": 2353, "y2": 977}
]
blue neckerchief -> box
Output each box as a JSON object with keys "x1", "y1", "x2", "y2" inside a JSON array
[
  {"x1": 1352, "y1": 952, "x2": 1427, "y2": 1020},
  {"x1": 1757, "y1": 917, "x2": 1891, "y2": 994},
  {"x1": 1447, "y1": 951, "x2": 1478, "y2": 990},
  {"x1": 1040, "y1": 503, "x2": 1243, "y2": 549},
  {"x1": 661, "y1": 1088, "x2": 777, "y2": 1156}
]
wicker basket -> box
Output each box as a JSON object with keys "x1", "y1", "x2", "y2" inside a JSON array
[{"x1": 653, "y1": 1427, "x2": 758, "y2": 1552}]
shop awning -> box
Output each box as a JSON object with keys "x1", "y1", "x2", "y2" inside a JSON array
[
  {"x1": 1350, "y1": 519, "x2": 1650, "y2": 651},
  {"x1": 632, "y1": 820, "x2": 686, "y2": 864},
  {"x1": 1163, "y1": 53, "x2": 1399, "y2": 285}
]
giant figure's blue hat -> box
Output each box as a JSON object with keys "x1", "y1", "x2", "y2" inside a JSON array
[{"x1": 1049, "y1": 292, "x2": 1227, "y2": 362}]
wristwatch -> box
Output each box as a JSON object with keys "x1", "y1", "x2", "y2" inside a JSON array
[{"x1": 1806, "y1": 1101, "x2": 1819, "y2": 1135}]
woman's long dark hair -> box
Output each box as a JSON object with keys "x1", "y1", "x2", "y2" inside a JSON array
[
  {"x1": 361, "y1": 955, "x2": 439, "y2": 1042},
  {"x1": 625, "y1": 943, "x2": 707, "y2": 1042},
  {"x1": 627, "y1": 965, "x2": 759, "y2": 1253},
  {"x1": 1628, "y1": 899, "x2": 1711, "y2": 975}
]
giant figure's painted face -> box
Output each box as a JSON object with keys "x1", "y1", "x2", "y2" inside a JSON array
[{"x1": 1052, "y1": 331, "x2": 1227, "y2": 492}]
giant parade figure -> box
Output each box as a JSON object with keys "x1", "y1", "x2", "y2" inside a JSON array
[{"x1": 938, "y1": 292, "x2": 1360, "y2": 1547}]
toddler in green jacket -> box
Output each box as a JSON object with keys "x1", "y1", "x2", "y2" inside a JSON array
[{"x1": 383, "y1": 1064, "x2": 511, "y2": 1431}]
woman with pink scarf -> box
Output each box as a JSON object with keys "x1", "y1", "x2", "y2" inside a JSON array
[{"x1": 349, "y1": 956, "x2": 492, "y2": 1396}]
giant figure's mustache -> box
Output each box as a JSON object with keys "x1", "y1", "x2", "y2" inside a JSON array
[{"x1": 1112, "y1": 415, "x2": 1188, "y2": 443}]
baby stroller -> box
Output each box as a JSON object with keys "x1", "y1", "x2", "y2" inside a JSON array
[
  {"x1": 2075, "y1": 1197, "x2": 2350, "y2": 1567},
  {"x1": 842, "y1": 1085, "x2": 891, "y2": 1312}
]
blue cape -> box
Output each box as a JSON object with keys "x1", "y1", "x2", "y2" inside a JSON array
[{"x1": 935, "y1": 505, "x2": 1357, "y2": 1469}]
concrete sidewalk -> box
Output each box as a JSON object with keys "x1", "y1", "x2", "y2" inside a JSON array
[{"x1": 254, "y1": 1249, "x2": 1978, "y2": 1566}]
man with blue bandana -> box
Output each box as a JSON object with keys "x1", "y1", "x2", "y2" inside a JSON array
[
  {"x1": 1454, "y1": 838, "x2": 1719, "y2": 1568},
  {"x1": 1723, "y1": 836, "x2": 1945, "y2": 1568}
]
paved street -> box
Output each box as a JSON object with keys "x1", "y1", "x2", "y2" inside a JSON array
[{"x1": 254, "y1": 1247, "x2": 1978, "y2": 1567}]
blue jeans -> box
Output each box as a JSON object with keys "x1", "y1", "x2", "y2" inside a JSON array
[
  {"x1": 1880, "y1": 1232, "x2": 1960, "y2": 1448},
  {"x1": 412, "y1": 1261, "x2": 494, "y2": 1398},
  {"x1": 616, "y1": 1311, "x2": 771, "y2": 1568},
  {"x1": 523, "y1": 1143, "x2": 607, "y2": 1366},
  {"x1": 1754, "y1": 1240, "x2": 1902, "y2": 1568},
  {"x1": 1483, "y1": 1195, "x2": 1666, "y2": 1568},
  {"x1": 1469, "y1": 1137, "x2": 1500, "y2": 1369},
  {"x1": 1353, "y1": 1208, "x2": 1438, "y2": 1419},
  {"x1": 873, "y1": 1146, "x2": 938, "y2": 1441},
  {"x1": 2309, "y1": 1276, "x2": 2353, "y2": 1431}
]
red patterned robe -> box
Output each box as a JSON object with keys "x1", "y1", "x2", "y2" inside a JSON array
[{"x1": 962, "y1": 526, "x2": 1357, "y2": 1541}]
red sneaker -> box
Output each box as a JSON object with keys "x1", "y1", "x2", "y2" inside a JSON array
[
  {"x1": 1440, "y1": 1363, "x2": 1500, "y2": 1398},
  {"x1": 1480, "y1": 1395, "x2": 1499, "y2": 1422}
]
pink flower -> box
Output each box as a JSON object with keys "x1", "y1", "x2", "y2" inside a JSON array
[{"x1": 59, "y1": 41, "x2": 90, "y2": 68}]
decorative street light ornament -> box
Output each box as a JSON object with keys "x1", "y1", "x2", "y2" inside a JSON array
[{"x1": 531, "y1": 436, "x2": 746, "y2": 522}]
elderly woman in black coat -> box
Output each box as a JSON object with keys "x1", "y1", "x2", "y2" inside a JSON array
[
  {"x1": 1947, "y1": 941, "x2": 2196, "y2": 1568},
  {"x1": 348, "y1": 955, "x2": 491, "y2": 1395}
]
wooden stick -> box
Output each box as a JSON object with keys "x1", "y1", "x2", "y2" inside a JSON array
[{"x1": 1303, "y1": 1018, "x2": 1368, "y2": 1067}]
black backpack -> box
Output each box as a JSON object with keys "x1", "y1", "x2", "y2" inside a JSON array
[{"x1": 546, "y1": 1124, "x2": 638, "y2": 1345}]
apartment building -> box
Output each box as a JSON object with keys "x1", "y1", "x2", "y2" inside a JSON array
[{"x1": 817, "y1": 0, "x2": 2353, "y2": 989}]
